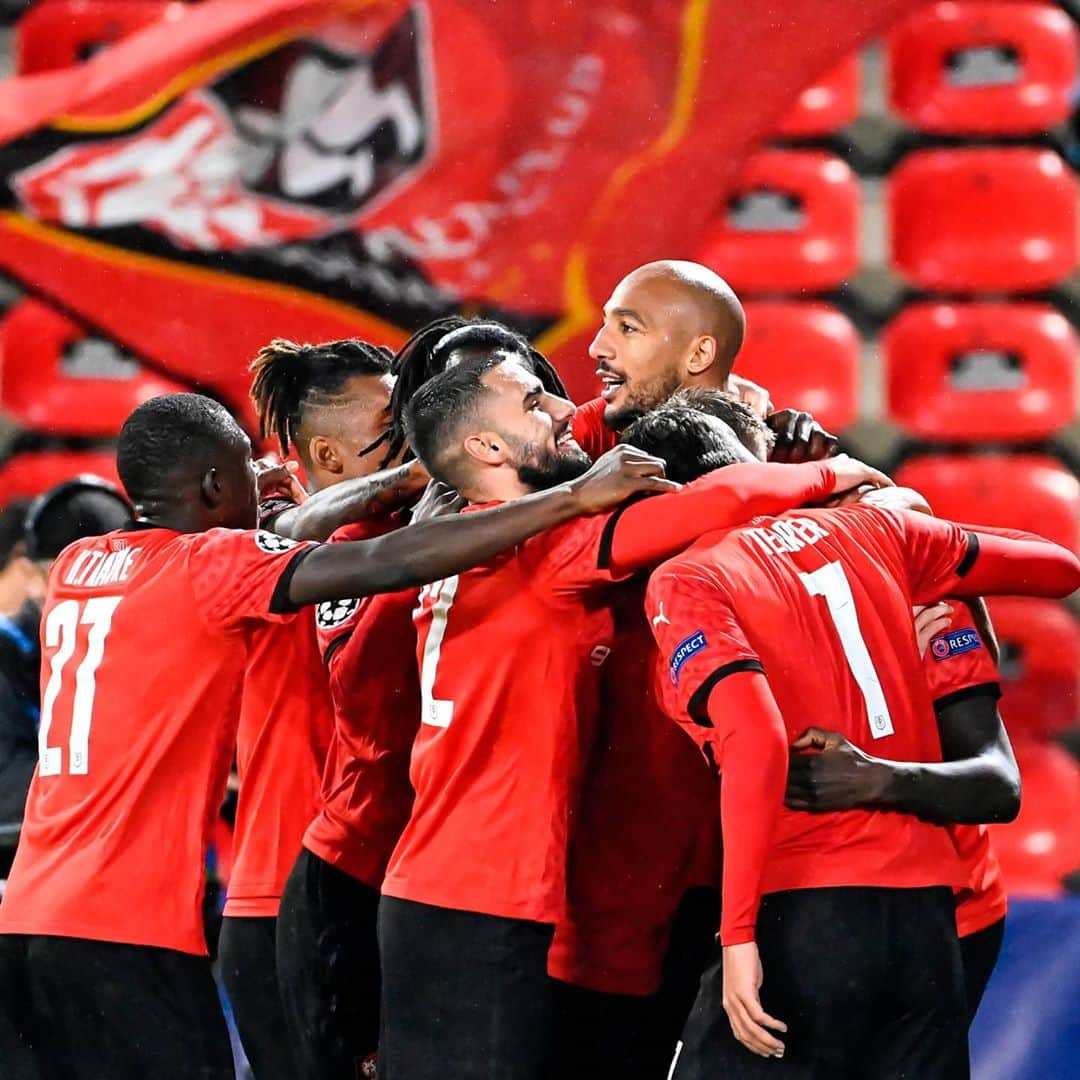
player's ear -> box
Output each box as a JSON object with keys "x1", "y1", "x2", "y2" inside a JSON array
[
  {"x1": 199, "y1": 468, "x2": 223, "y2": 509},
  {"x1": 462, "y1": 431, "x2": 505, "y2": 467},
  {"x1": 309, "y1": 435, "x2": 343, "y2": 476},
  {"x1": 685, "y1": 335, "x2": 718, "y2": 377}
]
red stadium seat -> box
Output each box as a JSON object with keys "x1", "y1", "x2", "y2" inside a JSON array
[
  {"x1": 887, "y1": 1, "x2": 1077, "y2": 135},
  {"x1": 988, "y1": 598, "x2": 1079, "y2": 739},
  {"x1": 0, "y1": 299, "x2": 187, "y2": 438},
  {"x1": 883, "y1": 302, "x2": 1078, "y2": 442},
  {"x1": 888, "y1": 148, "x2": 1077, "y2": 292},
  {"x1": 698, "y1": 151, "x2": 860, "y2": 294},
  {"x1": 14, "y1": 1, "x2": 175, "y2": 74},
  {"x1": 990, "y1": 738, "x2": 1080, "y2": 896},
  {"x1": 893, "y1": 453, "x2": 1080, "y2": 552},
  {"x1": 0, "y1": 452, "x2": 120, "y2": 504},
  {"x1": 776, "y1": 56, "x2": 861, "y2": 137},
  {"x1": 739, "y1": 303, "x2": 860, "y2": 432}
]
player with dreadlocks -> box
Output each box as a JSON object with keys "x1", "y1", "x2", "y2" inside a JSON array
[{"x1": 222, "y1": 336, "x2": 426, "y2": 1078}]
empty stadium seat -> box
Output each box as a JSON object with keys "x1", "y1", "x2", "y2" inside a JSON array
[
  {"x1": 988, "y1": 597, "x2": 1079, "y2": 739},
  {"x1": 990, "y1": 738, "x2": 1080, "y2": 897},
  {"x1": 887, "y1": 1, "x2": 1077, "y2": 135},
  {"x1": 777, "y1": 56, "x2": 861, "y2": 137},
  {"x1": 14, "y1": 1, "x2": 175, "y2": 74},
  {"x1": 883, "y1": 302, "x2": 1078, "y2": 442},
  {"x1": 0, "y1": 300, "x2": 186, "y2": 438},
  {"x1": 698, "y1": 150, "x2": 860, "y2": 294},
  {"x1": 739, "y1": 303, "x2": 860, "y2": 432},
  {"x1": 894, "y1": 453, "x2": 1080, "y2": 551},
  {"x1": 0, "y1": 452, "x2": 120, "y2": 505},
  {"x1": 888, "y1": 148, "x2": 1077, "y2": 292}
]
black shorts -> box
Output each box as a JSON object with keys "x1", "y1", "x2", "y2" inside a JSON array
[
  {"x1": 275, "y1": 848, "x2": 382, "y2": 1080},
  {"x1": 671, "y1": 886, "x2": 968, "y2": 1080},
  {"x1": 959, "y1": 917, "x2": 1005, "y2": 1026},
  {"x1": 0, "y1": 933, "x2": 234, "y2": 1080},
  {"x1": 378, "y1": 896, "x2": 554, "y2": 1080},
  {"x1": 545, "y1": 886, "x2": 720, "y2": 1080},
  {"x1": 218, "y1": 916, "x2": 294, "y2": 1080}
]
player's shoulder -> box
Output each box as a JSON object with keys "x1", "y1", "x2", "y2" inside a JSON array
[
  {"x1": 571, "y1": 397, "x2": 617, "y2": 458},
  {"x1": 189, "y1": 526, "x2": 306, "y2": 557},
  {"x1": 647, "y1": 538, "x2": 729, "y2": 595},
  {"x1": 328, "y1": 513, "x2": 403, "y2": 545}
]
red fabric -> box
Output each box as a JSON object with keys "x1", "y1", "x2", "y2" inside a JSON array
[
  {"x1": 548, "y1": 588, "x2": 719, "y2": 995},
  {"x1": 920, "y1": 604, "x2": 1007, "y2": 939},
  {"x1": 0, "y1": 0, "x2": 928, "y2": 408},
  {"x1": 0, "y1": 526, "x2": 313, "y2": 955},
  {"x1": 570, "y1": 397, "x2": 616, "y2": 461},
  {"x1": 646, "y1": 506, "x2": 976, "y2": 934},
  {"x1": 303, "y1": 516, "x2": 420, "y2": 887},
  {"x1": 224, "y1": 613, "x2": 334, "y2": 917}
]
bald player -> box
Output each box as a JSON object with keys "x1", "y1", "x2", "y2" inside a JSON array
[{"x1": 573, "y1": 260, "x2": 833, "y2": 463}]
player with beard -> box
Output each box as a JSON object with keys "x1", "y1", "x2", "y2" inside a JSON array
[
  {"x1": 377, "y1": 352, "x2": 889, "y2": 1080},
  {"x1": 0, "y1": 392, "x2": 679, "y2": 1080},
  {"x1": 623, "y1": 405, "x2": 1077, "y2": 1077}
]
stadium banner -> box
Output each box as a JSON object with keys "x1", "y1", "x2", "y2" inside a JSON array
[
  {"x1": 0, "y1": 0, "x2": 921, "y2": 427},
  {"x1": 971, "y1": 897, "x2": 1080, "y2": 1079}
]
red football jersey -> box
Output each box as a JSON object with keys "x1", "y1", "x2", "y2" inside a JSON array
[
  {"x1": 647, "y1": 506, "x2": 976, "y2": 910},
  {"x1": 571, "y1": 397, "x2": 616, "y2": 460},
  {"x1": 921, "y1": 605, "x2": 1007, "y2": 938},
  {"x1": 0, "y1": 526, "x2": 314, "y2": 955},
  {"x1": 224, "y1": 613, "x2": 334, "y2": 917},
  {"x1": 304, "y1": 516, "x2": 421, "y2": 887},
  {"x1": 548, "y1": 584, "x2": 718, "y2": 995},
  {"x1": 381, "y1": 510, "x2": 628, "y2": 924}
]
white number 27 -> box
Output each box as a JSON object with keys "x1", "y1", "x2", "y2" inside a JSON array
[
  {"x1": 39, "y1": 595, "x2": 122, "y2": 776},
  {"x1": 798, "y1": 561, "x2": 894, "y2": 740}
]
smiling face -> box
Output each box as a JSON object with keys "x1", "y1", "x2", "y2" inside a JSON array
[
  {"x1": 588, "y1": 262, "x2": 746, "y2": 430},
  {"x1": 467, "y1": 359, "x2": 592, "y2": 494}
]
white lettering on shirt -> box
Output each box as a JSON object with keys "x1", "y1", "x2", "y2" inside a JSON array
[
  {"x1": 64, "y1": 547, "x2": 141, "y2": 587},
  {"x1": 743, "y1": 518, "x2": 829, "y2": 558}
]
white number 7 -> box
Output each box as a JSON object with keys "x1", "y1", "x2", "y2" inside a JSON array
[
  {"x1": 415, "y1": 576, "x2": 459, "y2": 728},
  {"x1": 39, "y1": 595, "x2": 122, "y2": 776},
  {"x1": 798, "y1": 561, "x2": 894, "y2": 740}
]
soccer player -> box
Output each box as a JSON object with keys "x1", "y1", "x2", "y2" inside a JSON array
[
  {"x1": 629, "y1": 405, "x2": 1080, "y2": 1077},
  {"x1": 216, "y1": 337, "x2": 408, "y2": 1079},
  {"x1": 377, "y1": 352, "x2": 887, "y2": 1080},
  {"x1": 0, "y1": 392, "x2": 678, "y2": 1080}
]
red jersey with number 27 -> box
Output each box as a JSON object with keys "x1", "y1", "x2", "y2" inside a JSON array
[
  {"x1": 921, "y1": 605, "x2": 1007, "y2": 937},
  {"x1": 0, "y1": 526, "x2": 313, "y2": 955},
  {"x1": 647, "y1": 506, "x2": 976, "y2": 900}
]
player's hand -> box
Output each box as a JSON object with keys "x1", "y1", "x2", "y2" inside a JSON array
[
  {"x1": 856, "y1": 485, "x2": 933, "y2": 516},
  {"x1": 786, "y1": 728, "x2": 889, "y2": 811},
  {"x1": 256, "y1": 458, "x2": 307, "y2": 503},
  {"x1": 824, "y1": 454, "x2": 893, "y2": 496},
  {"x1": 722, "y1": 942, "x2": 786, "y2": 1058},
  {"x1": 727, "y1": 374, "x2": 773, "y2": 419},
  {"x1": 914, "y1": 603, "x2": 953, "y2": 656},
  {"x1": 411, "y1": 480, "x2": 466, "y2": 522},
  {"x1": 768, "y1": 409, "x2": 838, "y2": 463},
  {"x1": 568, "y1": 445, "x2": 681, "y2": 514}
]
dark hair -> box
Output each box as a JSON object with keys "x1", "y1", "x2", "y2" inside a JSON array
[
  {"x1": 386, "y1": 317, "x2": 566, "y2": 466},
  {"x1": 668, "y1": 387, "x2": 776, "y2": 456},
  {"x1": 402, "y1": 354, "x2": 504, "y2": 487},
  {"x1": 250, "y1": 337, "x2": 394, "y2": 456},
  {"x1": 117, "y1": 393, "x2": 245, "y2": 504},
  {"x1": 619, "y1": 405, "x2": 744, "y2": 484},
  {"x1": 24, "y1": 477, "x2": 131, "y2": 561},
  {"x1": 0, "y1": 499, "x2": 31, "y2": 569}
]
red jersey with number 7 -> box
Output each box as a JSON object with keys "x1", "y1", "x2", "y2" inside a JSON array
[
  {"x1": 0, "y1": 525, "x2": 314, "y2": 955},
  {"x1": 646, "y1": 505, "x2": 978, "y2": 897}
]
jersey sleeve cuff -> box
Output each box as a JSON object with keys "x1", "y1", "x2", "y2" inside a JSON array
[
  {"x1": 688, "y1": 659, "x2": 765, "y2": 726},
  {"x1": 269, "y1": 547, "x2": 317, "y2": 614},
  {"x1": 720, "y1": 925, "x2": 756, "y2": 947},
  {"x1": 933, "y1": 681, "x2": 1002, "y2": 714}
]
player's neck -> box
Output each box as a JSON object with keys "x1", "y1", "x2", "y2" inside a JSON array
[{"x1": 462, "y1": 469, "x2": 532, "y2": 507}]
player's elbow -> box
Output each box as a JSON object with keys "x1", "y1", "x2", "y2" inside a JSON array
[{"x1": 993, "y1": 767, "x2": 1022, "y2": 824}]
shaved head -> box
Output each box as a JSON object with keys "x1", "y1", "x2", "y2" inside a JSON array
[{"x1": 589, "y1": 260, "x2": 746, "y2": 428}]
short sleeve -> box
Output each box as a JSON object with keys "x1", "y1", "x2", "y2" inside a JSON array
[
  {"x1": 524, "y1": 514, "x2": 631, "y2": 595},
  {"x1": 571, "y1": 398, "x2": 617, "y2": 461},
  {"x1": 870, "y1": 508, "x2": 975, "y2": 604},
  {"x1": 922, "y1": 604, "x2": 1001, "y2": 710},
  {"x1": 188, "y1": 528, "x2": 317, "y2": 631},
  {"x1": 645, "y1": 561, "x2": 762, "y2": 727}
]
